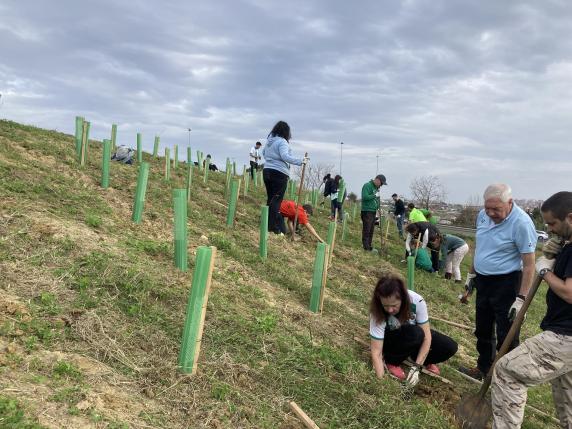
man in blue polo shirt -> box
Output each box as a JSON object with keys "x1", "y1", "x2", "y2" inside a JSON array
[{"x1": 460, "y1": 183, "x2": 537, "y2": 380}]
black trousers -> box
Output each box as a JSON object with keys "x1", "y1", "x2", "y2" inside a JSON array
[
  {"x1": 430, "y1": 246, "x2": 439, "y2": 271},
  {"x1": 383, "y1": 324, "x2": 458, "y2": 365},
  {"x1": 474, "y1": 270, "x2": 521, "y2": 374},
  {"x1": 249, "y1": 160, "x2": 258, "y2": 179},
  {"x1": 361, "y1": 211, "x2": 376, "y2": 250},
  {"x1": 263, "y1": 168, "x2": 289, "y2": 234}
]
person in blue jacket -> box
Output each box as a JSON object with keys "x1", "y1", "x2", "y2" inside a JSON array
[{"x1": 262, "y1": 121, "x2": 308, "y2": 235}]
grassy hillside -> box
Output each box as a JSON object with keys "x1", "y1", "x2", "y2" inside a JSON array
[{"x1": 0, "y1": 119, "x2": 558, "y2": 428}]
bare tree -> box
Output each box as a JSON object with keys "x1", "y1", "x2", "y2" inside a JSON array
[
  {"x1": 454, "y1": 194, "x2": 482, "y2": 227},
  {"x1": 291, "y1": 162, "x2": 335, "y2": 191},
  {"x1": 409, "y1": 175, "x2": 447, "y2": 209}
]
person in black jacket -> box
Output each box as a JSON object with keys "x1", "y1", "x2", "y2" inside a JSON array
[{"x1": 392, "y1": 193, "x2": 405, "y2": 239}]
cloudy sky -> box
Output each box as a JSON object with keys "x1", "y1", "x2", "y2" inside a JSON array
[{"x1": 1, "y1": 0, "x2": 571, "y2": 202}]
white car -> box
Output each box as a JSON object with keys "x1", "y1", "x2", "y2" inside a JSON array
[{"x1": 537, "y1": 230, "x2": 549, "y2": 242}]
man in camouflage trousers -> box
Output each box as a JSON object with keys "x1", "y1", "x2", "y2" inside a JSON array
[{"x1": 491, "y1": 191, "x2": 572, "y2": 428}]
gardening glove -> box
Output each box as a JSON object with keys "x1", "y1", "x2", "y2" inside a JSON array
[
  {"x1": 302, "y1": 156, "x2": 310, "y2": 165},
  {"x1": 405, "y1": 366, "x2": 420, "y2": 388},
  {"x1": 543, "y1": 237, "x2": 564, "y2": 259},
  {"x1": 508, "y1": 296, "x2": 525, "y2": 323},
  {"x1": 536, "y1": 256, "x2": 555, "y2": 275},
  {"x1": 464, "y1": 272, "x2": 476, "y2": 295},
  {"x1": 460, "y1": 272, "x2": 476, "y2": 304}
]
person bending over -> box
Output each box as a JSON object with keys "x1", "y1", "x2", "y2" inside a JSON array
[
  {"x1": 279, "y1": 200, "x2": 324, "y2": 242},
  {"x1": 369, "y1": 274, "x2": 458, "y2": 386}
]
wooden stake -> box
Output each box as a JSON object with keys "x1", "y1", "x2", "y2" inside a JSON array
[
  {"x1": 430, "y1": 316, "x2": 473, "y2": 331},
  {"x1": 289, "y1": 401, "x2": 320, "y2": 429}
]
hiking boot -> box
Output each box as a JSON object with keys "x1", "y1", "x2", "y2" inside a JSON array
[
  {"x1": 444, "y1": 272, "x2": 452, "y2": 280},
  {"x1": 386, "y1": 364, "x2": 406, "y2": 380},
  {"x1": 458, "y1": 366, "x2": 484, "y2": 381},
  {"x1": 424, "y1": 364, "x2": 440, "y2": 375}
]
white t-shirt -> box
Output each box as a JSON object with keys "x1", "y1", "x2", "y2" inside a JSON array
[
  {"x1": 250, "y1": 146, "x2": 261, "y2": 161},
  {"x1": 369, "y1": 290, "x2": 429, "y2": 340}
]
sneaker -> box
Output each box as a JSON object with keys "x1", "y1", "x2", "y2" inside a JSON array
[
  {"x1": 424, "y1": 364, "x2": 440, "y2": 375},
  {"x1": 458, "y1": 366, "x2": 484, "y2": 381},
  {"x1": 386, "y1": 363, "x2": 406, "y2": 380}
]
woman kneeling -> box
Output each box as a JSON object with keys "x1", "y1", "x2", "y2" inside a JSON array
[{"x1": 369, "y1": 274, "x2": 457, "y2": 383}]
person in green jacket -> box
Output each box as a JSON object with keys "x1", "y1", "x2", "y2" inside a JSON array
[
  {"x1": 361, "y1": 174, "x2": 387, "y2": 251},
  {"x1": 408, "y1": 203, "x2": 427, "y2": 223},
  {"x1": 420, "y1": 208, "x2": 438, "y2": 225}
]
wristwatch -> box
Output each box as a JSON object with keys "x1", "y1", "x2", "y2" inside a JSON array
[{"x1": 539, "y1": 268, "x2": 551, "y2": 278}]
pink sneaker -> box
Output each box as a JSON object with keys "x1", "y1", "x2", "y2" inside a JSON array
[
  {"x1": 386, "y1": 363, "x2": 406, "y2": 380},
  {"x1": 424, "y1": 364, "x2": 440, "y2": 375}
]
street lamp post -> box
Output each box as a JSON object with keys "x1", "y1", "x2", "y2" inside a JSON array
[
  {"x1": 376, "y1": 154, "x2": 380, "y2": 175},
  {"x1": 187, "y1": 128, "x2": 192, "y2": 146}
]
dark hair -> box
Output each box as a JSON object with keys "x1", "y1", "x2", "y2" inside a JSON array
[
  {"x1": 302, "y1": 204, "x2": 313, "y2": 215},
  {"x1": 541, "y1": 192, "x2": 572, "y2": 221},
  {"x1": 392, "y1": 193, "x2": 398, "y2": 198},
  {"x1": 408, "y1": 203, "x2": 415, "y2": 209},
  {"x1": 323, "y1": 174, "x2": 331, "y2": 181},
  {"x1": 405, "y1": 222, "x2": 420, "y2": 235},
  {"x1": 268, "y1": 121, "x2": 291, "y2": 142},
  {"x1": 334, "y1": 175, "x2": 342, "y2": 185},
  {"x1": 255, "y1": 141, "x2": 261, "y2": 146},
  {"x1": 370, "y1": 274, "x2": 411, "y2": 325}
]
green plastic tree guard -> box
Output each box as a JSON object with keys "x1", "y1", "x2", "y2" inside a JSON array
[
  {"x1": 164, "y1": 148, "x2": 171, "y2": 181},
  {"x1": 137, "y1": 133, "x2": 142, "y2": 163},
  {"x1": 111, "y1": 124, "x2": 117, "y2": 152},
  {"x1": 187, "y1": 146, "x2": 192, "y2": 164},
  {"x1": 226, "y1": 179, "x2": 240, "y2": 227},
  {"x1": 80, "y1": 120, "x2": 90, "y2": 166},
  {"x1": 254, "y1": 168, "x2": 259, "y2": 187},
  {"x1": 132, "y1": 162, "x2": 150, "y2": 223},
  {"x1": 179, "y1": 246, "x2": 217, "y2": 375},
  {"x1": 174, "y1": 144, "x2": 178, "y2": 169},
  {"x1": 225, "y1": 166, "x2": 232, "y2": 198},
  {"x1": 259, "y1": 206, "x2": 268, "y2": 259},
  {"x1": 203, "y1": 157, "x2": 210, "y2": 183},
  {"x1": 326, "y1": 221, "x2": 337, "y2": 263},
  {"x1": 353, "y1": 203, "x2": 358, "y2": 221},
  {"x1": 173, "y1": 189, "x2": 188, "y2": 272},
  {"x1": 309, "y1": 242, "x2": 329, "y2": 313},
  {"x1": 341, "y1": 216, "x2": 348, "y2": 242},
  {"x1": 196, "y1": 150, "x2": 202, "y2": 171},
  {"x1": 185, "y1": 162, "x2": 193, "y2": 201},
  {"x1": 153, "y1": 136, "x2": 160, "y2": 158},
  {"x1": 233, "y1": 161, "x2": 236, "y2": 176},
  {"x1": 101, "y1": 139, "x2": 111, "y2": 189},
  {"x1": 74, "y1": 116, "x2": 84, "y2": 161},
  {"x1": 338, "y1": 179, "x2": 346, "y2": 204},
  {"x1": 407, "y1": 256, "x2": 415, "y2": 291},
  {"x1": 244, "y1": 169, "x2": 250, "y2": 196}
]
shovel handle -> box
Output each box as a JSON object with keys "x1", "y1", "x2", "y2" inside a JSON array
[
  {"x1": 478, "y1": 273, "x2": 543, "y2": 397},
  {"x1": 292, "y1": 153, "x2": 308, "y2": 241}
]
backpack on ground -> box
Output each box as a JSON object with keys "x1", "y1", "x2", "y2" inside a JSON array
[{"x1": 111, "y1": 146, "x2": 135, "y2": 164}]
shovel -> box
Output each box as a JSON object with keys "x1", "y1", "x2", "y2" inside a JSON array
[
  {"x1": 455, "y1": 274, "x2": 543, "y2": 429},
  {"x1": 292, "y1": 152, "x2": 308, "y2": 241}
]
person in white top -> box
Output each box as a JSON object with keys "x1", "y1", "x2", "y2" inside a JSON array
[
  {"x1": 369, "y1": 273, "x2": 458, "y2": 385},
  {"x1": 249, "y1": 141, "x2": 262, "y2": 179}
]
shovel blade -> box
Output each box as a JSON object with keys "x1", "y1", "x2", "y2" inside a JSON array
[{"x1": 455, "y1": 393, "x2": 492, "y2": 429}]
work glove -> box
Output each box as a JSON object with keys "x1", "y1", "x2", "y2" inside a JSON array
[
  {"x1": 460, "y1": 272, "x2": 476, "y2": 304},
  {"x1": 405, "y1": 366, "x2": 420, "y2": 388},
  {"x1": 464, "y1": 272, "x2": 476, "y2": 294},
  {"x1": 508, "y1": 296, "x2": 525, "y2": 323},
  {"x1": 543, "y1": 237, "x2": 564, "y2": 259},
  {"x1": 536, "y1": 256, "x2": 555, "y2": 275}
]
